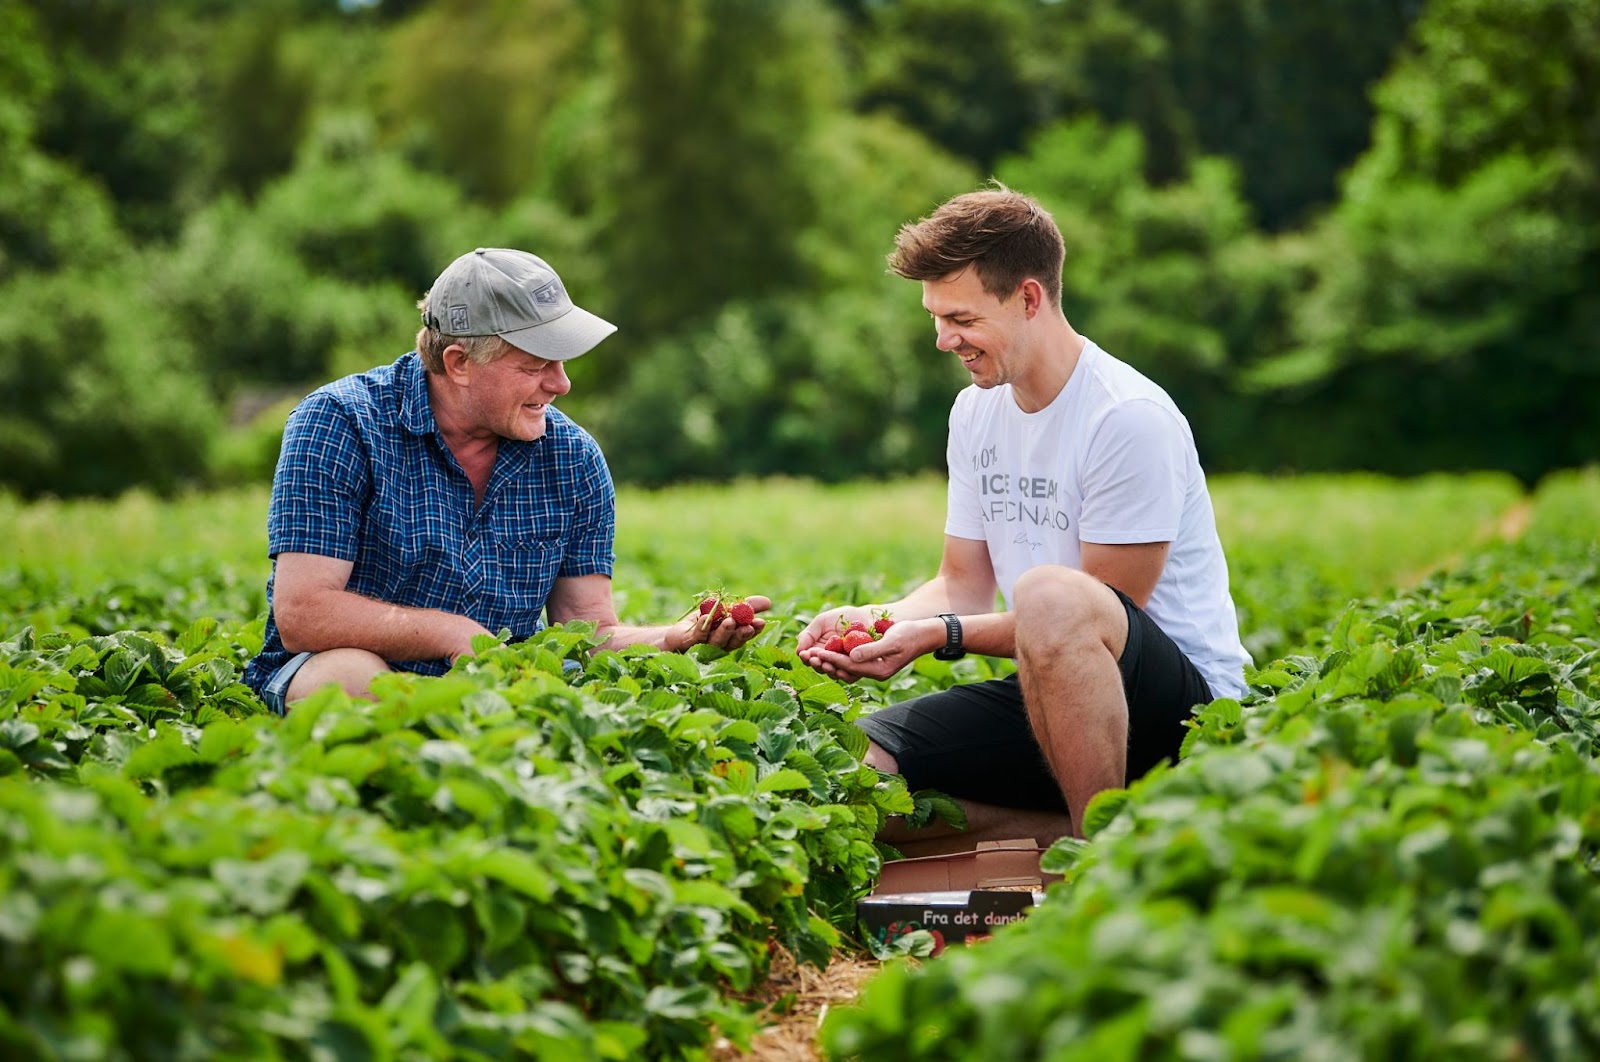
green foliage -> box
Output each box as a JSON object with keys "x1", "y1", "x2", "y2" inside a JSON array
[
  {"x1": 3, "y1": 471, "x2": 1595, "y2": 1057},
  {"x1": 590, "y1": 281, "x2": 965, "y2": 485},
  {"x1": 0, "y1": 620, "x2": 898, "y2": 1056},
  {"x1": 209, "y1": 9, "x2": 314, "y2": 198},
  {"x1": 383, "y1": 0, "x2": 595, "y2": 205},
  {"x1": 1237, "y1": 0, "x2": 1600, "y2": 485},
  {"x1": 208, "y1": 396, "x2": 300, "y2": 490},
  {"x1": 0, "y1": 2, "x2": 129, "y2": 284},
  {"x1": 998, "y1": 115, "x2": 1260, "y2": 396},
  {"x1": 822, "y1": 477, "x2": 1600, "y2": 1061},
  {"x1": 855, "y1": 0, "x2": 1043, "y2": 167},
  {"x1": 25, "y1": 3, "x2": 215, "y2": 241},
  {"x1": 0, "y1": 137, "x2": 128, "y2": 286},
  {"x1": 0, "y1": 265, "x2": 217, "y2": 498},
  {"x1": 597, "y1": 0, "x2": 838, "y2": 338},
  {"x1": 2, "y1": 0, "x2": 1596, "y2": 494},
  {"x1": 1363, "y1": 0, "x2": 1600, "y2": 193},
  {"x1": 153, "y1": 192, "x2": 409, "y2": 389},
  {"x1": 252, "y1": 149, "x2": 493, "y2": 296},
  {"x1": 1103, "y1": 0, "x2": 1419, "y2": 229}
]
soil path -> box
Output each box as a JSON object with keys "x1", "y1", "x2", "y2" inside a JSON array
[{"x1": 712, "y1": 948, "x2": 889, "y2": 1062}]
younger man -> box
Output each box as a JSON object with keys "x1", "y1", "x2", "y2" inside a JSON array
[{"x1": 797, "y1": 190, "x2": 1249, "y2": 850}]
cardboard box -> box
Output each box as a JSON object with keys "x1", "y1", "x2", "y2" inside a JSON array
[{"x1": 857, "y1": 839, "x2": 1055, "y2": 956}]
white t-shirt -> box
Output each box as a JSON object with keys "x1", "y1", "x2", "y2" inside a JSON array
[{"x1": 944, "y1": 338, "x2": 1251, "y2": 699}]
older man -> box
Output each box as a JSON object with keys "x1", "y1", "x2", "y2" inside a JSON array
[{"x1": 244, "y1": 248, "x2": 766, "y2": 714}]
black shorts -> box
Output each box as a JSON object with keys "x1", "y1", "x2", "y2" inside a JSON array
[{"x1": 857, "y1": 587, "x2": 1213, "y2": 814}]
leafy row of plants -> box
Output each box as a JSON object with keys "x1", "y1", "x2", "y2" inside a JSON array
[
  {"x1": 822, "y1": 476, "x2": 1600, "y2": 1059},
  {"x1": 0, "y1": 619, "x2": 935, "y2": 1058},
  {"x1": 0, "y1": 471, "x2": 1584, "y2": 1056}
]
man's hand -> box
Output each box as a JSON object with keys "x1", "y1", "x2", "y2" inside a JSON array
[
  {"x1": 795, "y1": 605, "x2": 877, "y2": 658},
  {"x1": 799, "y1": 614, "x2": 941, "y2": 682},
  {"x1": 673, "y1": 595, "x2": 772, "y2": 652}
]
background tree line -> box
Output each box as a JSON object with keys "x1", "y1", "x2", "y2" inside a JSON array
[{"x1": 0, "y1": 0, "x2": 1594, "y2": 498}]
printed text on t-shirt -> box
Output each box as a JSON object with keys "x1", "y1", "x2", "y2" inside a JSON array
[{"x1": 972, "y1": 450, "x2": 1072, "y2": 537}]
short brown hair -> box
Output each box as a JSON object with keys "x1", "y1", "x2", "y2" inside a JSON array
[{"x1": 888, "y1": 185, "x2": 1064, "y2": 304}]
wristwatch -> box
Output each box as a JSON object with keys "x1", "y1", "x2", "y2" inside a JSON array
[{"x1": 932, "y1": 613, "x2": 966, "y2": 661}]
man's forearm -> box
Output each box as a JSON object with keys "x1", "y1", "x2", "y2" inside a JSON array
[
  {"x1": 595, "y1": 621, "x2": 687, "y2": 654},
  {"x1": 888, "y1": 574, "x2": 997, "y2": 620},
  {"x1": 277, "y1": 588, "x2": 491, "y2": 662},
  {"x1": 947, "y1": 611, "x2": 1017, "y2": 659}
]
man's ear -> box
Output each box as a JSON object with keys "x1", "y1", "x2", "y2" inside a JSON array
[
  {"x1": 440, "y1": 343, "x2": 472, "y2": 383},
  {"x1": 1019, "y1": 278, "x2": 1047, "y2": 319}
]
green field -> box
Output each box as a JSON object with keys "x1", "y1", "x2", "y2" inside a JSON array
[
  {"x1": 0, "y1": 470, "x2": 1528, "y2": 657},
  {"x1": 2, "y1": 468, "x2": 1598, "y2": 1060}
]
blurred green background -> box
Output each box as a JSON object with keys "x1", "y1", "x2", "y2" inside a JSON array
[{"x1": 2, "y1": 0, "x2": 1595, "y2": 498}]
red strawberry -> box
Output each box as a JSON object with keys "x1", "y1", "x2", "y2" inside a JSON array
[
  {"x1": 697, "y1": 595, "x2": 728, "y2": 627},
  {"x1": 873, "y1": 617, "x2": 895, "y2": 635},
  {"x1": 824, "y1": 634, "x2": 847, "y2": 653},
  {"x1": 730, "y1": 600, "x2": 756, "y2": 626},
  {"x1": 845, "y1": 621, "x2": 870, "y2": 635},
  {"x1": 841, "y1": 629, "x2": 874, "y2": 653}
]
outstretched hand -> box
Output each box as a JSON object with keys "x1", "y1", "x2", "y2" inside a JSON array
[
  {"x1": 796, "y1": 607, "x2": 929, "y2": 682},
  {"x1": 795, "y1": 605, "x2": 874, "y2": 657},
  {"x1": 675, "y1": 594, "x2": 772, "y2": 652}
]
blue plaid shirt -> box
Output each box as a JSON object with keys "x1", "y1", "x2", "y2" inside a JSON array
[{"x1": 243, "y1": 352, "x2": 615, "y2": 694}]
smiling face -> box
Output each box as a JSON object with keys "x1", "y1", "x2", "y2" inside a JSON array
[
  {"x1": 921, "y1": 266, "x2": 1031, "y2": 390},
  {"x1": 458, "y1": 346, "x2": 573, "y2": 442}
]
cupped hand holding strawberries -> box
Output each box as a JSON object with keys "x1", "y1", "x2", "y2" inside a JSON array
[
  {"x1": 676, "y1": 589, "x2": 771, "y2": 652},
  {"x1": 797, "y1": 606, "x2": 926, "y2": 682}
]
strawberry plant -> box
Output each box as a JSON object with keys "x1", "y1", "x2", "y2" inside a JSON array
[
  {"x1": 0, "y1": 469, "x2": 1591, "y2": 1058},
  {"x1": 822, "y1": 479, "x2": 1600, "y2": 1061}
]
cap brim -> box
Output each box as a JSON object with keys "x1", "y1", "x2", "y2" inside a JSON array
[{"x1": 499, "y1": 306, "x2": 617, "y2": 362}]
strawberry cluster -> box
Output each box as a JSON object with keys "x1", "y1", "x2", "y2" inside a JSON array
[
  {"x1": 823, "y1": 609, "x2": 894, "y2": 653},
  {"x1": 696, "y1": 590, "x2": 758, "y2": 629}
]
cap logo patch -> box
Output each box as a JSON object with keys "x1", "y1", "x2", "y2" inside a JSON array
[
  {"x1": 448, "y1": 304, "x2": 471, "y2": 332},
  {"x1": 531, "y1": 279, "x2": 566, "y2": 319}
]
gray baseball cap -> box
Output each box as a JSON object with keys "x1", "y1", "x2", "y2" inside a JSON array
[{"x1": 421, "y1": 248, "x2": 617, "y2": 361}]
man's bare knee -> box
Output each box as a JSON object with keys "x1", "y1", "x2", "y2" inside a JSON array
[
  {"x1": 285, "y1": 648, "x2": 391, "y2": 705},
  {"x1": 1014, "y1": 565, "x2": 1101, "y2": 626},
  {"x1": 863, "y1": 738, "x2": 899, "y2": 775}
]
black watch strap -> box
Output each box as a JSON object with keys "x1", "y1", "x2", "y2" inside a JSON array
[{"x1": 932, "y1": 613, "x2": 966, "y2": 660}]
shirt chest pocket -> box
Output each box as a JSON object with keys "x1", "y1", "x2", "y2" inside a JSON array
[{"x1": 487, "y1": 534, "x2": 566, "y2": 618}]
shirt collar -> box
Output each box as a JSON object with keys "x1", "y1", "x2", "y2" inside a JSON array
[{"x1": 397, "y1": 352, "x2": 438, "y2": 437}]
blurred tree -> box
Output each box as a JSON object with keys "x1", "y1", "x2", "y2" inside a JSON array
[
  {"x1": 597, "y1": 0, "x2": 837, "y2": 340},
  {"x1": 1362, "y1": 0, "x2": 1598, "y2": 193},
  {"x1": 210, "y1": 9, "x2": 314, "y2": 198},
  {"x1": 22, "y1": 1, "x2": 214, "y2": 241},
  {"x1": 586, "y1": 110, "x2": 976, "y2": 485},
  {"x1": 996, "y1": 117, "x2": 1288, "y2": 452},
  {"x1": 151, "y1": 138, "x2": 490, "y2": 392},
  {"x1": 1104, "y1": 0, "x2": 1420, "y2": 230},
  {"x1": 853, "y1": 0, "x2": 1416, "y2": 230},
  {"x1": 1246, "y1": 0, "x2": 1600, "y2": 483},
  {"x1": 384, "y1": 0, "x2": 595, "y2": 204},
  {"x1": 0, "y1": 263, "x2": 217, "y2": 498},
  {"x1": 0, "y1": 0, "x2": 128, "y2": 282},
  {"x1": 855, "y1": 0, "x2": 1038, "y2": 166}
]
